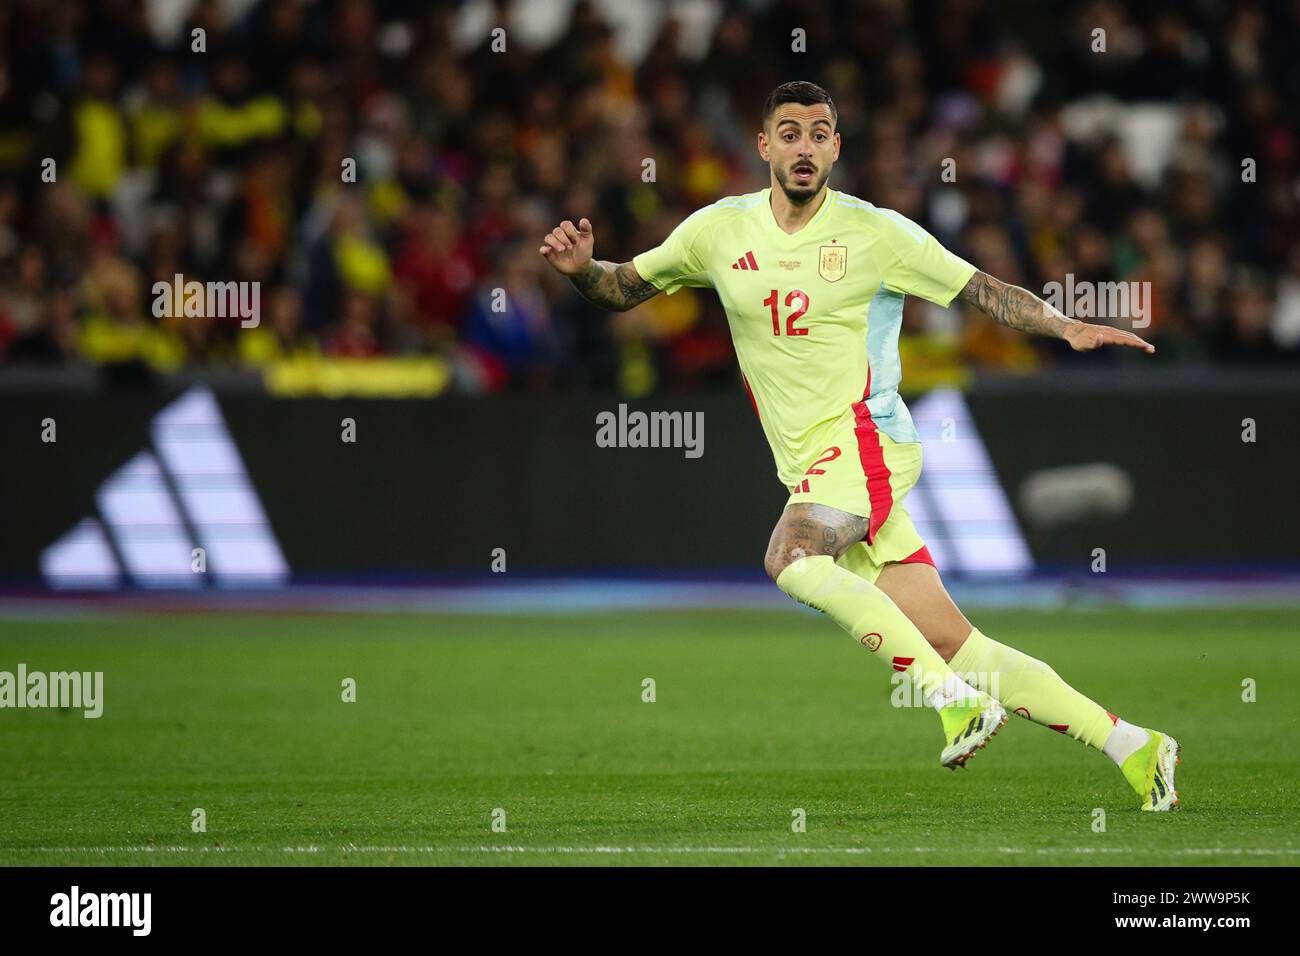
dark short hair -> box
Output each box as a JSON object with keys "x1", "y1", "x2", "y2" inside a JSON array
[{"x1": 763, "y1": 81, "x2": 837, "y2": 130}]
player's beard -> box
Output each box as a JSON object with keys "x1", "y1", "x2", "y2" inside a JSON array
[{"x1": 775, "y1": 161, "x2": 829, "y2": 203}]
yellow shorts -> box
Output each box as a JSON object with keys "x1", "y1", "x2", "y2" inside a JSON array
[{"x1": 784, "y1": 403, "x2": 934, "y2": 583}]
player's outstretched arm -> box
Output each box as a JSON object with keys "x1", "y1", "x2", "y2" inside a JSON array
[
  {"x1": 957, "y1": 270, "x2": 1155, "y2": 354},
  {"x1": 569, "y1": 259, "x2": 660, "y2": 312},
  {"x1": 539, "y1": 217, "x2": 661, "y2": 312}
]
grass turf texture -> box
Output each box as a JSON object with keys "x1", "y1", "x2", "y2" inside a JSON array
[{"x1": 0, "y1": 607, "x2": 1296, "y2": 867}]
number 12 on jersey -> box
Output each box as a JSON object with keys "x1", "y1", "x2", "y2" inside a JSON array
[{"x1": 764, "y1": 289, "x2": 809, "y2": 336}]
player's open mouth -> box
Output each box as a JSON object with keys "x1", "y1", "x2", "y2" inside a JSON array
[{"x1": 793, "y1": 165, "x2": 814, "y2": 181}]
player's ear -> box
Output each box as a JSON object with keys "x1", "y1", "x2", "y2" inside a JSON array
[
  {"x1": 757, "y1": 129, "x2": 769, "y2": 161},
  {"x1": 833, "y1": 131, "x2": 841, "y2": 161}
]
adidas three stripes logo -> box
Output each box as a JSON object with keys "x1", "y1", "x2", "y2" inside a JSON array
[{"x1": 954, "y1": 714, "x2": 986, "y2": 746}]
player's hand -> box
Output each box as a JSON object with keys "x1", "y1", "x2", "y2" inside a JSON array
[
  {"x1": 1062, "y1": 322, "x2": 1156, "y2": 354},
  {"x1": 538, "y1": 218, "x2": 595, "y2": 275}
]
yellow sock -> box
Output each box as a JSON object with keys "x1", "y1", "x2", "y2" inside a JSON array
[
  {"x1": 949, "y1": 627, "x2": 1115, "y2": 749},
  {"x1": 776, "y1": 555, "x2": 978, "y2": 709}
]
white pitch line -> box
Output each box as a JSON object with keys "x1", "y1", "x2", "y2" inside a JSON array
[{"x1": 4, "y1": 845, "x2": 1299, "y2": 857}]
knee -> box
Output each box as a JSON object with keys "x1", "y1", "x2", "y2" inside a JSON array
[{"x1": 764, "y1": 543, "x2": 810, "y2": 583}]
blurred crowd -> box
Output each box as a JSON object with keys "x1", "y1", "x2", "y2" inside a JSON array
[{"x1": 0, "y1": 0, "x2": 1298, "y2": 394}]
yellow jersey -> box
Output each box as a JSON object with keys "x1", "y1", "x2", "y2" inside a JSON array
[{"x1": 633, "y1": 187, "x2": 976, "y2": 485}]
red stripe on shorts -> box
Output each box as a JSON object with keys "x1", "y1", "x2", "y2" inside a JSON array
[
  {"x1": 851, "y1": 399, "x2": 893, "y2": 545},
  {"x1": 898, "y1": 545, "x2": 935, "y2": 568}
]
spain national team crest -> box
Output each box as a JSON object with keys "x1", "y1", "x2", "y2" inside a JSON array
[{"x1": 818, "y1": 244, "x2": 847, "y2": 282}]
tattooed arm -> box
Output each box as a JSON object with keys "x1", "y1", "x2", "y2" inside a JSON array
[
  {"x1": 957, "y1": 270, "x2": 1155, "y2": 353},
  {"x1": 568, "y1": 260, "x2": 660, "y2": 312},
  {"x1": 539, "y1": 217, "x2": 661, "y2": 312}
]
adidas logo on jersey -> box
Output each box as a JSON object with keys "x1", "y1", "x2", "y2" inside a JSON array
[{"x1": 731, "y1": 251, "x2": 759, "y2": 271}]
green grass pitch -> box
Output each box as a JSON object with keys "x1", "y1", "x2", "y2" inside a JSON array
[{"x1": 0, "y1": 606, "x2": 1296, "y2": 866}]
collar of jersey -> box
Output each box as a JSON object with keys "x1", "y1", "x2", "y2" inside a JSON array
[{"x1": 761, "y1": 186, "x2": 835, "y2": 242}]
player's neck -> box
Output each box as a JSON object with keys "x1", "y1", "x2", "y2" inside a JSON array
[{"x1": 768, "y1": 183, "x2": 829, "y2": 235}]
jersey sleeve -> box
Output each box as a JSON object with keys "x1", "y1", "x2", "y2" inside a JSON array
[
  {"x1": 631, "y1": 206, "x2": 716, "y2": 296},
  {"x1": 876, "y1": 210, "x2": 977, "y2": 307}
]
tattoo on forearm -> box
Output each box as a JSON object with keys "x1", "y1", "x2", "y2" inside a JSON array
[
  {"x1": 569, "y1": 260, "x2": 659, "y2": 312},
  {"x1": 958, "y1": 271, "x2": 1077, "y2": 339}
]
